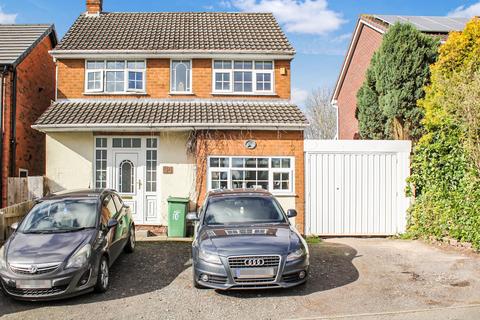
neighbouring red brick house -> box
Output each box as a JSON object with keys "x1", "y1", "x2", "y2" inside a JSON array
[
  {"x1": 332, "y1": 15, "x2": 470, "y2": 140},
  {"x1": 0, "y1": 25, "x2": 58, "y2": 206}
]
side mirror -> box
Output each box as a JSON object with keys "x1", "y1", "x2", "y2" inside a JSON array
[
  {"x1": 10, "y1": 222, "x2": 19, "y2": 231},
  {"x1": 107, "y1": 218, "x2": 118, "y2": 229},
  {"x1": 286, "y1": 209, "x2": 297, "y2": 218},
  {"x1": 186, "y1": 212, "x2": 199, "y2": 221}
]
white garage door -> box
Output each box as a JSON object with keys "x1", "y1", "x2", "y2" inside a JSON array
[{"x1": 305, "y1": 140, "x2": 411, "y2": 236}]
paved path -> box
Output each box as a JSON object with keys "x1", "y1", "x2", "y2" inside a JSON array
[{"x1": 1, "y1": 238, "x2": 479, "y2": 320}]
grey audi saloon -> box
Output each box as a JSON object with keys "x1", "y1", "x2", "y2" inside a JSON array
[
  {"x1": 188, "y1": 189, "x2": 309, "y2": 290},
  {"x1": 0, "y1": 189, "x2": 135, "y2": 301}
]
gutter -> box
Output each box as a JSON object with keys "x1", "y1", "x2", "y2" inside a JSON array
[
  {"x1": 31, "y1": 122, "x2": 308, "y2": 133},
  {"x1": 49, "y1": 50, "x2": 295, "y2": 60}
]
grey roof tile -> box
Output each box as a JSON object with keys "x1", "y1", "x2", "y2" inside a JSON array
[
  {"x1": 34, "y1": 99, "x2": 307, "y2": 129},
  {"x1": 54, "y1": 12, "x2": 294, "y2": 54},
  {"x1": 0, "y1": 24, "x2": 56, "y2": 65}
]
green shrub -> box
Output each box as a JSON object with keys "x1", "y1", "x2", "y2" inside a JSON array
[{"x1": 408, "y1": 18, "x2": 480, "y2": 249}]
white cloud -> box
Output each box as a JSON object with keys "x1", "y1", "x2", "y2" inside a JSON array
[
  {"x1": 448, "y1": 2, "x2": 480, "y2": 18},
  {"x1": 228, "y1": 0, "x2": 345, "y2": 35},
  {"x1": 0, "y1": 7, "x2": 16, "y2": 24},
  {"x1": 291, "y1": 87, "x2": 309, "y2": 106}
]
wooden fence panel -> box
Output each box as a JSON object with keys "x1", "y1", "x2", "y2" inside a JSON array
[
  {"x1": 0, "y1": 200, "x2": 35, "y2": 241},
  {"x1": 7, "y1": 177, "x2": 45, "y2": 207}
]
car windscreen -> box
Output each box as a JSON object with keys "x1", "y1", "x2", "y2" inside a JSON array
[
  {"x1": 203, "y1": 196, "x2": 287, "y2": 225},
  {"x1": 18, "y1": 198, "x2": 98, "y2": 233}
]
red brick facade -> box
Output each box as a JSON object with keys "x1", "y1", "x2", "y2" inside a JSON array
[
  {"x1": 194, "y1": 130, "x2": 305, "y2": 233},
  {"x1": 1, "y1": 35, "x2": 56, "y2": 206},
  {"x1": 336, "y1": 22, "x2": 383, "y2": 140},
  {"x1": 56, "y1": 58, "x2": 291, "y2": 100}
]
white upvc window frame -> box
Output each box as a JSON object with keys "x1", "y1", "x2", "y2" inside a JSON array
[
  {"x1": 170, "y1": 59, "x2": 193, "y2": 94},
  {"x1": 207, "y1": 156, "x2": 295, "y2": 195},
  {"x1": 84, "y1": 59, "x2": 146, "y2": 94},
  {"x1": 85, "y1": 61, "x2": 104, "y2": 93},
  {"x1": 212, "y1": 60, "x2": 275, "y2": 95}
]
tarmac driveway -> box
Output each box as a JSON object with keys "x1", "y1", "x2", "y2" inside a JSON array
[{"x1": 1, "y1": 238, "x2": 480, "y2": 320}]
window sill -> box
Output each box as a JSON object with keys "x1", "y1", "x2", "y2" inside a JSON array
[
  {"x1": 211, "y1": 92, "x2": 277, "y2": 96},
  {"x1": 272, "y1": 193, "x2": 297, "y2": 197},
  {"x1": 169, "y1": 92, "x2": 194, "y2": 96},
  {"x1": 83, "y1": 92, "x2": 148, "y2": 96}
]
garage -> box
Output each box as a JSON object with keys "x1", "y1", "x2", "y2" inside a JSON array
[{"x1": 304, "y1": 140, "x2": 411, "y2": 236}]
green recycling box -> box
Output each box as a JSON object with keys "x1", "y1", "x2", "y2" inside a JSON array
[{"x1": 167, "y1": 197, "x2": 190, "y2": 237}]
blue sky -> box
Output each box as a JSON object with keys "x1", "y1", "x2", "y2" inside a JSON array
[{"x1": 1, "y1": 0, "x2": 480, "y2": 106}]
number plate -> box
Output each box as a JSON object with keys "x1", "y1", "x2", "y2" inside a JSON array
[
  {"x1": 236, "y1": 268, "x2": 275, "y2": 279},
  {"x1": 16, "y1": 280, "x2": 52, "y2": 289}
]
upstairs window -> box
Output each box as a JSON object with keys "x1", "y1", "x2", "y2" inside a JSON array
[
  {"x1": 85, "y1": 60, "x2": 146, "y2": 94},
  {"x1": 213, "y1": 60, "x2": 274, "y2": 95},
  {"x1": 171, "y1": 60, "x2": 191, "y2": 93}
]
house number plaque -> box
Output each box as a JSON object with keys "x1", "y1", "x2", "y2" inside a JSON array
[{"x1": 163, "y1": 166, "x2": 174, "y2": 174}]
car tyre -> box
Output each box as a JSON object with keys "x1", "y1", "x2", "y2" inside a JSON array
[
  {"x1": 124, "y1": 226, "x2": 135, "y2": 253},
  {"x1": 94, "y1": 256, "x2": 110, "y2": 293}
]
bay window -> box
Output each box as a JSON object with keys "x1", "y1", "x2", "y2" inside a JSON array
[
  {"x1": 208, "y1": 156, "x2": 294, "y2": 194},
  {"x1": 213, "y1": 60, "x2": 274, "y2": 94},
  {"x1": 85, "y1": 60, "x2": 146, "y2": 93}
]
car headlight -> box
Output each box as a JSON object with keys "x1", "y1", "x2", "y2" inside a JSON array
[
  {"x1": 66, "y1": 244, "x2": 91, "y2": 269},
  {"x1": 287, "y1": 247, "x2": 306, "y2": 262},
  {"x1": 198, "y1": 249, "x2": 222, "y2": 265},
  {"x1": 0, "y1": 246, "x2": 6, "y2": 270}
]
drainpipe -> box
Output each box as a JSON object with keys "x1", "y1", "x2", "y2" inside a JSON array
[
  {"x1": 0, "y1": 65, "x2": 7, "y2": 206},
  {"x1": 9, "y1": 68, "x2": 17, "y2": 178}
]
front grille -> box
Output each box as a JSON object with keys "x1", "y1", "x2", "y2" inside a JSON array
[
  {"x1": 4, "y1": 285, "x2": 68, "y2": 296},
  {"x1": 9, "y1": 262, "x2": 61, "y2": 275},
  {"x1": 234, "y1": 277, "x2": 276, "y2": 283},
  {"x1": 228, "y1": 256, "x2": 280, "y2": 269}
]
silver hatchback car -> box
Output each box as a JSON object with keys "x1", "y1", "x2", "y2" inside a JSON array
[{"x1": 189, "y1": 189, "x2": 309, "y2": 290}]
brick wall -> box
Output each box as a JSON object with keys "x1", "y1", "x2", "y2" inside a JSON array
[
  {"x1": 1, "y1": 35, "x2": 56, "y2": 206},
  {"x1": 57, "y1": 58, "x2": 291, "y2": 100},
  {"x1": 194, "y1": 130, "x2": 305, "y2": 233},
  {"x1": 337, "y1": 23, "x2": 383, "y2": 139}
]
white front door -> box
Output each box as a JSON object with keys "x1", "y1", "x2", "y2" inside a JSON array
[{"x1": 114, "y1": 152, "x2": 144, "y2": 224}]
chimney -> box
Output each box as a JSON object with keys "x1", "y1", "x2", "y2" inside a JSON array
[{"x1": 86, "y1": 0, "x2": 103, "y2": 15}]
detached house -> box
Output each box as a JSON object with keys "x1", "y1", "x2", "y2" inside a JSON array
[
  {"x1": 34, "y1": 0, "x2": 307, "y2": 232},
  {"x1": 332, "y1": 15, "x2": 470, "y2": 140},
  {"x1": 0, "y1": 24, "x2": 57, "y2": 206}
]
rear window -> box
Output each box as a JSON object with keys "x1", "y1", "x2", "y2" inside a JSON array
[{"x1": 203, "y1": 196, "x2": 286, "y2": 226}]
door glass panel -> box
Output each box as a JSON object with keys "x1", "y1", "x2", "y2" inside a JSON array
[{"x1": 119, "y1": 160, "x2": 134, "y2": 193}]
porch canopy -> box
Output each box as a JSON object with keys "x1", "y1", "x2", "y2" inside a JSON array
[{"x1": 33, "y1": 99, "x2": 307, "y2": 132}]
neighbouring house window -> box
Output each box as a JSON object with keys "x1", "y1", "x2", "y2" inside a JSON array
[
  {"x1": 213, "y1": 60, "x2": 274, "y2": 94},
  {"x1": 171, "y1": 60, "x2": 191, "y2": 93},
  {"x1": 85, "y1": 60, "x2": 146, "y2": 94},
  {"x1": 112, "y1": 138, "x2": 141, "y2": 148},
  {"x1": 95, "y1": 138, "x2": 108, "y2": 189},
  {"x1": 207, "y1": 156, "x2": 294, "y2": 193},
  {"x1": 146, "y1": 138, "x2": 157, "y2": 192},
  {"x1": 119, "y1": 160, "x2": 135, "y2": 193}
]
